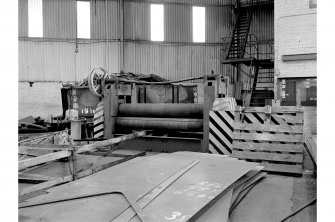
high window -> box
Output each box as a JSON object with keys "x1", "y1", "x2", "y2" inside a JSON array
[
  {"x1": 77, "y1": 1, "x2": 91, "y2": 39},
  {"x1": 150, "y1": 4, "x2": 164, "y2": 41},
  {"x1": 192, "y1": 6, "x2": 205, "y2": 42},
  {"x1": 28, "y1": 0, "x2": 43, "y2": 37}
]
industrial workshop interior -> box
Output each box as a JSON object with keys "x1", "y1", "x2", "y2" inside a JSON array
[{"x1": 17, "y1": 0, "x2": 317, "y2": 221}]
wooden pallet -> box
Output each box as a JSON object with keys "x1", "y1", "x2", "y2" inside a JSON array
[
  {"x1": 231, "y1": 106, "x2": 304, "y2": 175},
  {"x1": 19, "y1": 131, "x2": 146, "y2": 201},
  {"x1": 19, "y1": 130, "x2": 70, "y2": 146}
]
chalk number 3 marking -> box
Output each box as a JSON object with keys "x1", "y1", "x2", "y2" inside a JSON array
[{"x1": 165, "y1": 211, "x2": 191, "y2": 221}]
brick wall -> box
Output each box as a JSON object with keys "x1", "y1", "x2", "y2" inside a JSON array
[
  {"x1": 274, "y1": 0, "x2": 317, "y2": 79},
  {"x1": 274, "y1": 0, "x2": 317, "y2": 136},
  {"x1": 19, "y1": 82, "x2": 63, "y2": 120}
]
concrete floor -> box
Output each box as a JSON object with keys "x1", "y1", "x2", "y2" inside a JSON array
[
  {"x1": 19, "y1": 153, "x2": 317, "y2": 221},
  {"x1": 230, "y1": 174, "x2": 316, "y2": 222}
]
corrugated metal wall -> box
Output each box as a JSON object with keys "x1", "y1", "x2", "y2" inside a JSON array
[
  {"x1": 19, "y1": 0, "x2": 121, "y2": 82},
  {"x1": 123, "y1": 42, "x2": 234, "y2": 80},
  {"x1": 91, "y1": 0, "x2": 120, "y2": 40},
  {"x1": 121, "y1": 1, "x2": 236, "y2": 79},
  {"x1": 19, "y1": 40, "x2": 120, "y2": 82},
  {"x1": 43, "y1": 0, "x2": 76, "y2": 38},
  {"x1": 206, "y1": 5, "x2": 235, "y2": 42},
  {"x1": 124, "y1": 0, "x2": 233, "y2": 6},
  {"x1": 250, "y1": 9, "x2": 274, "y2": 41},
  {"x1": 124, "y1": 1, "x2": 235, "y2": 42},
  {"x1": 18, "y1": 0, "x2": 273, "y2": 82},
  {"x1": 19, "y1": 0, "x2": 28, "y2": 37},
  {"x1": 165, "y1": 5, "x2": 192, "y2": 42},
  {"x1": 42, "y1": 0, "x2": 120, "y2": 39},
  {"x1": 124, "y1": 1, "x2": 150, "y2": 40}
]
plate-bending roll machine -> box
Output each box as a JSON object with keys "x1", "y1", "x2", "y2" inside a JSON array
[{"x1": 99, "y1": 72, "x2": 229, "y2": 153}]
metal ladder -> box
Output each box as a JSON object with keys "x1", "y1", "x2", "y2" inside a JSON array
[{"x1": 226, "y1": 0, "x2": 254, "y2": 60}]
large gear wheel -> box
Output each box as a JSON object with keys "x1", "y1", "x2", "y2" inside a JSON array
[{"x1": 88, "y1": 67, "x2": 108, "y2": 97}]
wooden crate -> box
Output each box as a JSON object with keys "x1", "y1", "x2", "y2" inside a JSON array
[{"x1": 231, "y1": 106, "x2": 304, "y2": 174}]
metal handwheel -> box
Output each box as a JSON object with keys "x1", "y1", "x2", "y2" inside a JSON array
[{"x1": 88, "y1": 67, "x2": 108, "y2": 97}]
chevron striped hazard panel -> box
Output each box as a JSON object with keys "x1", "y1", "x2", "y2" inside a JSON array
[
  {"x1": 209, "y1": 110, "x2": 235, "y2": 155},
  {"x1": 93, "y1": 101, "x2": 104, "y2": 138},
  {"x1": 208, "y1": 97, "x2": 237, "y2": 155}
]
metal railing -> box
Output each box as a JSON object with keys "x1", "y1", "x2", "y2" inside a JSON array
[
  {"x1": 221, "y1": 34, "x2": 273, "y2": 61},
  {"x1": 240, "y1": 0, "x2": 273, "y2": 7},
  {"x1": 232, "y1": 0, "x2": 240, "y2": 12},
  {"x1": 221, "y1": 34, "x2": 274, "y2": 106}
]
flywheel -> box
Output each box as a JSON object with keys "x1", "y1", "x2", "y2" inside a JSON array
[{"x1": 88, "y1": 67, "x2": 108, "y2": 97}]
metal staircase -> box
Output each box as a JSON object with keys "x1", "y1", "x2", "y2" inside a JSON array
[
  {"x1": 221, "y1": 0, "x2": 274, "y2": 107},
  {"x1": 249, "y1": 59, "x2": 274, "y2": 106},
  {"x1": 226, "y1": 0, "x2": 254, "y2": 60}
]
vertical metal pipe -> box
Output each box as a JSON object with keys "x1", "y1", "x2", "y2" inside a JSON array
[
  {"x1": 120, "y1": 0, "x2": 124, "y2": 72},
  {"x1": 75, "y1": 1, "x2": 78, "y2": 53},
  {"x1": 71, "y1": 88, "x2": 78, "y2": 109},
  {"x1": 202, "y1": 85, "x2": 215, "y2": 153},
  {"x1": 75, "y1": 1, "x2": 78, "y2": 81},
  {"x1": 103, "y1": 84, "x2": 118, "y2": 139},
  {"x1": 71, "y1": 120, "x2": 82, "y2": 140},
  {"x1": 105, "y1": 0, "x2": 109, "y2": 70}
]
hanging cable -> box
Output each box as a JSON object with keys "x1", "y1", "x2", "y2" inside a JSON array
[
  {"x1": 75, "y1": 0, "x2": 79, "y2": 53},
  {"x1": 105, "y1": 0, "x2": 109, "y2": 71}
]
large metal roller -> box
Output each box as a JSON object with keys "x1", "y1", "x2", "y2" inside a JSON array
[
  {"x1": 116, "y1": 117, "x2": 203, "y2": 132},
  {"x1": 118, "y1": 104, "x2": 203, "y2": 118}
]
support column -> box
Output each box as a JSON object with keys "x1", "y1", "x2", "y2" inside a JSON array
[
  {"x1": 119, "y1": 0, "x2": 124, "y2": 72},
  {"x1": 131, "y1": 83, "x2": 137, "y2": 103},
  {"x1": 202, "y1": 85, "x2": 215, "y2": 153},
  {"x1": 104, "y1": 84, "x2": 118, "y2": 139}
]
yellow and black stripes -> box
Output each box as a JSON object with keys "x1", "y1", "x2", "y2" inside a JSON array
[
  {"x1": 231, "y1": 107, "x2": 304, "y2": 174},
  {"x1": 93, "y1": 101, "x2": 104, "y2": 138},
  {"x1": 209, "y1": 111, "x2": 235, "y2": 155}
]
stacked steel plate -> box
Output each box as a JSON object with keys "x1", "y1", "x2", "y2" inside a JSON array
[{"x1": 19, "y1": 152, "x2": 266, "y2": 222}]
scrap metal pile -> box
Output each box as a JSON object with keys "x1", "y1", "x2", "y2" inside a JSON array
[
  {"x1": 19, "y1": 116, "x2": 52, "y2": 134},
  {"x1": 76, "y1": 68, "x2": 171, "y2": 98},
  {"x1": 19, "y1": 115, "x2": 71, "y2": 135},
  {"x1": 106, "y1": 72, "x2": 169, "y2": 83},
  {"x1": 78, "y1": 69, "x2": 169, "y2": 87},
  {"x1": 18, "y1": 130, "x2": 147, "y2": 201},
  {"x1": 19, "y1": 152, "x2": 266, "y2": 222}
]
